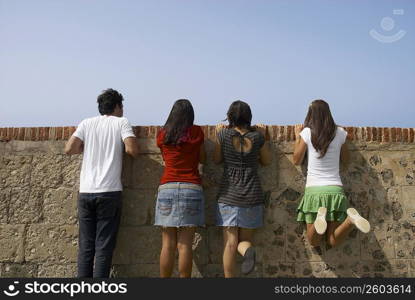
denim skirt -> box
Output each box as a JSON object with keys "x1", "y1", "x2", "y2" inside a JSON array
[
  {"x1": 154, "y1": 182, "x2": 205, "y2": 227},
  {"x1": 216, "y1": 202, "x2": 264, "y2": 229}
]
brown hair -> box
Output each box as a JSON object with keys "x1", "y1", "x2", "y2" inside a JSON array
[{"x1": 304, "y1": 99, "x2": 337, "y2": 158}]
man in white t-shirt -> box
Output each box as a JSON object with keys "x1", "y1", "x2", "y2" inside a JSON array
[{"x1": 65, "y1": 88, "x2": 139, "y2": 278}]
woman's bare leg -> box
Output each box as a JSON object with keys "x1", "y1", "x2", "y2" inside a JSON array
[
  {"x1": 222, "y1": 227, "x2": 238, "y2": 278},
  {"x1": 327, "y1": 218, "x2": 354, "y2": 248},
  {"x1": 306, "y1": 223, "x2": 323, "y2": 247},
  {"x1": 237, "y1": 228, "x2": 254, "y2": 256},
  {"x1": 160, "y1": 227, "x2": 177, "y2": 277},
  {"x1": 177, "y1": 227, "x2": 196, "y2": 278}
]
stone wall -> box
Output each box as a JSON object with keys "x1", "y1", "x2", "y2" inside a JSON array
[{"x1": 0, "y1": 126, "x2": 414, "y2": 278}]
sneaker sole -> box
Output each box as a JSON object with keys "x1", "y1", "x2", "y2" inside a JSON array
[
  {"x1": 241, "y1": 247, "x2": 256, "y2": 275},
  {"x1": 314, "y1": 207, "x2": 327, "y2": 235},
  {"x1": 347, "y1": 208, "x2": 371, "y2": 233}
]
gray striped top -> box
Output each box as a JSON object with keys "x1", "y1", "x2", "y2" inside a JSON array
[{"x1": 216, "y1": 127, "x2": 265, "y2": 207}]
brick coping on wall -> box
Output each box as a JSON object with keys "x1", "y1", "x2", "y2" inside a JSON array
[{"x1": 0, "y1": 126, "x2": 414, "y2": 143}]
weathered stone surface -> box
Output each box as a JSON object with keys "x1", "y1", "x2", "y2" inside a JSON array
[
  {"x1": 137, "y1": 138, "x2": 160, "y2": 154},
  {"x1": 37, "y1": 264, "x2": 77, "y2": 277},
  {"x1": 361, "y1": 222, "x2": 395, "y2": 261},
  {"x1": 61, "y1": 155, "x2": 81, "y2": 188},
  {"x1": 263, "y1": 262, "x2": 296, "y2": 277},
  {"x1": 43, "y1": 188, "x2": 77, "y2": 225},
  {"x1": 323, "y1": 229, "x2": 360, "y2": 262},
  {"x1": 203, "y1": 187, "x2": 218, "y2": 226},
  {"x1": 401, "y1": 186, "x2": 415, "y2": 221},
  {"x1": 112, "y1": 264, "x2": 159, "y2": 277},
  {"x1": 25, "y1": 224, "x2": 78, "y2": 263},
  {"x1": 0, "y1": 188, "x2": 10, "y2": 223},
  {"x1": 207, "y1": 227, "x2": 223, "y2": 264},
  {"x1": 293, "y1": 260, "x2": 361, "y2": 278},
  {"x1": 131, "y1": 155, "x2": 164, "y2": 189},
  {"x1": 286, "y1": 222, "x2": 324, "y2": 262},
  {"x1": 1, "y1": 136, "x2": 415, "y2": 278},
  {"x1": 360, "y1": 260, "x2": 395, "y2": 277},
  {"x1": 30, "y1": 155, "x2": 64, "y2": 189},
  {"x1": 1, "y1": 263, "x2": 37, "y2": 277},
  {"x1": 113, "y1": 226, "x2": 160, "y2": 265},
  {"x1": 192, "y1": 229, "x2": 209, "y2": 265},
  {"x1": 393, "y1": 221, "x2": 415, "y2": 259},
  {"x1": 0, "y1": 224, "x2": 25, "y2": 262},
  {"x1": 120, "y1": 189, "x2": 157, "y2": 226},
  {"x1": 256, "y1": 223, "x2": 285, "y2": 263},
  {"x1": 9, "y1": 187, "x2": 44, "y2": 224},
  {"x1": 0, "y1": 155, "x2": 32, "y2": 189}
]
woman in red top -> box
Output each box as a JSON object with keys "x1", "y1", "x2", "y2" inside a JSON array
[{"x1": 155, "y1": 99, "x2": 206, "y2": 278}]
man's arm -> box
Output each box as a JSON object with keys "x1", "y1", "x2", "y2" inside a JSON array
[
  {"x1": 124, "y1": 137, "x2": 139, "y2": 158},
  {"x1": 64, "y1": 136, "x2": 84, "y2": 155}
]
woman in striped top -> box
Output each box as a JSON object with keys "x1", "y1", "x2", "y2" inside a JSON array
[{"x1": 214, "y1": 100, "x2": 271, "y2": 277}]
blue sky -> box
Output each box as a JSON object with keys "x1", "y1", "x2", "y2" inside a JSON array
[{"x1": 0, "y1": 0, "x2": 414, "y2": 127}]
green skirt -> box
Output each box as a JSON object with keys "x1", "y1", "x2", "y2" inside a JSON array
[{"x1": 297, "y1": 186, "x2": 348, "y2": 224}]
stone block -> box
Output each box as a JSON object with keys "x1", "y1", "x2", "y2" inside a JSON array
[
  {"x1": 285, "y1": 222, "x2": 324, "y2": 262},
  {"x1": 1, "y1": 263, "x2": 37, "y2": 277},
  {"x1": 322, "y1": 229, "x2": 360, "y2": 262},
  {"x1": 361, "y1": 222, "x2": 395, "y2": 261},
  {"x1": 37, "y1": 263, "x2": 77, "y2": 278},
  {"x1": 30, "y1": 154, "x2": 64, "y2": 189},
  {"x1": 25, "y1": 224, "x2": 78, "y2": 263},
  {"x1": 401, "y1": 186, "x2": 415, "y2": 221},
  {"x1": 0, "y1": 188, "x2": 10, "y2": 223},
  {"x1": 120, "y1": 189, "x2": 157, "y2": 226},
  {"x1": 0, "y1": 224, "x2": 25, "y2": 262},
  {"x1": 256, "y1": 223, "x2": 285, "y2": 263},
  {"x1": 0, "y1": 155, "x2": 32, "y2": 189},
  {"x1": 131, "y1": 155, "x2": 164, "y2": 189},
  {"x1": 61, "y1": 155, "x2": 81, "y2": 188},
  {"x1": 263, "y1": 262, "x2": 296, "y2": 277},
  {"x1": 393, "y1": 221, "x2": 415, "y2": 259},
  {"x1": 207, "y1": 227, "x2": 223, "y2": 264},
  {"x1": 43, "y1": 188, "x2": 77, "y2": 225},
  {"x1": 9, "y1": 187, "x2": 44, "y2": 224},
  {"x1": 113, "y1": 226, "x2": 160, "y2": 265},
  {"x1": 112, "y1": 264, "x2": 159, "y2": 278}
]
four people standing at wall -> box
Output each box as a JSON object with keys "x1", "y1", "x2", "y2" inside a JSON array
[
  {"x1": 65, "y1": 92, "x2": 371, "y2": 278},
  {"x1": 64, "y1": 89, "x2": 139, "y2": 278}
]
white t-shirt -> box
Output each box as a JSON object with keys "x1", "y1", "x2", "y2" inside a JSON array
[
  {"x1": 300, "y1": 126, "x2": 347, "y2": 187},
  {"x1": 73, "y1": 115, "x2": 135, "y2": 193}
]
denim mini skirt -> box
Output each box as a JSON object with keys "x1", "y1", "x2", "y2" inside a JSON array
[
  {"x1": 154, "y1": 182, "x2": 205, "y2": 227},
  {"x1": 216, "y1": 202, "x2": 264, "y2": 229}
]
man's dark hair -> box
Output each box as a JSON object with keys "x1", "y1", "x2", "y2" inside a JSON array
[
  {"x1": 97, "y1": 89, "x2": 124, "y2": 115},
  {"x1": 226, "y1": 100, "x2": 252, "y2": 129}
]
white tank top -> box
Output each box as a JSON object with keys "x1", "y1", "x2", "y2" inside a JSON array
[{"x1": 300, "y1": 127, "x2": 347, "y2": 187}]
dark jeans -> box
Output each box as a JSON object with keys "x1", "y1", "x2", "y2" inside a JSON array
[{"x1": 77, "y1": 191, "x2": 122, "y2": 278}]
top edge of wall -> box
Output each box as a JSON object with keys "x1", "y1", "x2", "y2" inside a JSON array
[{"x1": 0, "y1": 126, "x2": 414, "y2": 143}]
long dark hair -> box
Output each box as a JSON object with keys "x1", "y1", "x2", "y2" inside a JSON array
[
  {"x1": 163, "y1": 99, "x2": 194, "y2": 145},
  {"x1": 304, "y1": 99, "x2": 337, "y2": 158},
  {"x1": 226, "y1": 100, "x2": 252, "y2": 130}
]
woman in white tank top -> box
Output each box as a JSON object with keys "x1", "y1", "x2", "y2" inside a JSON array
[{"x1": 293, "y1": 100, "x2": 371, "y2": 248}]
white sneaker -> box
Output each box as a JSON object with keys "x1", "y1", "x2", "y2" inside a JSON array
[
  {"x1": 347, "y1": 208, "x2": 371, "y2": 233},
  {"x1": 314, "y1": 207, "x2": 327, "y2": 235}
]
